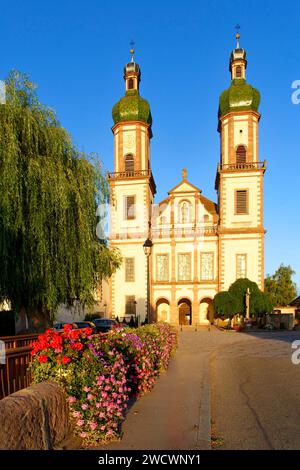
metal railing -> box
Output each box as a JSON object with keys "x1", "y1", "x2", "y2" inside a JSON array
[
  {"x1": 219, "y1": 161, "x2": 266, "y2": 171},
  {"x1": 151, "y1": 224, "x2": 218, "y2": 238},
  {"x1": 108, "y1": 169, "x2": 152, "y2": 179}
]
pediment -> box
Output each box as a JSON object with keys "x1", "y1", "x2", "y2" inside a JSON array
[{"x1": 168, "y1": 180, "x2": 201, "y2": 195}]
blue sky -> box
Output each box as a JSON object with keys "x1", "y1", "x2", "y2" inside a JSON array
[{"x1": 1, "y1": 0, "x2": 300, "y2": 289}]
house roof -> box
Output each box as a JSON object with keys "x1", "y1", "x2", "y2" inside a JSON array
[{"x1": 290, "y1": 296, "x2": 300, "y2": 308}]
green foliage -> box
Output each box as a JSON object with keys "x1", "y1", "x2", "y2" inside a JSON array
[
  {"x1": 0, "y1": 71, "x2": 122, "y2": 324},
  {"x1": 264, "y1": 264, "x2": 297, "y2": 306},
  {"x1": 219, "y1": 80, "x2": 260, "y2": 117},
  {"x1": 214, "y1": 291, "x2": 237, "y2": 318},
  {"x1": 228, "y1": 278, "x2": 260, "y2": 314},
  {"x1": 251, "y1": 291, "x2": 273, "y2": 316},
  {"x1": 214, "y1": 278, "x2": 273, "y2": 318},
  {"x1": 112, "y1": 89, "x2": 152, "y2": 125},
  {"x1": 228, "y1": 278, "x2": 273, "y2": 315}
]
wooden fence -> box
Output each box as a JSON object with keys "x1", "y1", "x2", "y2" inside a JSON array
[{"x1": 0, "y1": 334, "x2": 38, "y2": 399}]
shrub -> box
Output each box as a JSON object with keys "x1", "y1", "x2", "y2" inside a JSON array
[
  {"x1": 30, "y1": 323, "x2": 177, "y2": 445},
  {"x1": 107, "y1": 323, "x2": 177, "y2": 397},
  {"x1": 30, "y1": 325, "x2": 129, "y2": 444}
]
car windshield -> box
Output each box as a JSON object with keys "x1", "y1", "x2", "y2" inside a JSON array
[{"x1": 95, "y1": 319, "x2": 114, "y2": 324}]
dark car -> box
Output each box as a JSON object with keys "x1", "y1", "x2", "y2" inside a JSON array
[
  {"x1": 53, "y1": 322, "x2": 78, "y2": 332},
  {"x1": 73, "y1": 321, "x2": 97, "y2": 333},
  {"x1": 94, "y1": 318, "x2": 118, "y2": 333}
]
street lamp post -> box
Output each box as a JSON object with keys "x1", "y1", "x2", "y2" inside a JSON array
[
  {"x1": 246, "y1": 288, "x2": 250, "y2": 320},
  {"x1": 143, "y1": 238, "x2": 153, "y2": 324}
]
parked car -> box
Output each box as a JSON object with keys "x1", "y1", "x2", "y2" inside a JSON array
[
  {"x1": 94, "y1": 318, "x2": 118, "y2": 333},
  {"x1": 73, "y1": 321, "x2": 97, "y2": 333},
  {"x1": 53, "y1": 322, "x2": 78, "y2": 332}
]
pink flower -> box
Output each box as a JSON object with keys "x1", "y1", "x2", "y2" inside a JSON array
[
  {"x1": 83, "y1": 386, "x2": 91, "y2": 392},
  {"x1": 89, "y1": 422, "x2": 98, "y2": 430},
  {"x1": 68, "y1": 396, "x2": 77, "y2": 403},
  {"x1": 80, "y1": 432, "x2": 88, "y2": 438},
  {"x1": 72, "y1": 411, "x2": 82, "y2": 418},
  {"x1": 87, "y1": 393, "x2": 94, "y2": 400},
  {"x1": 81, "y1": 404, "x2": 89, "y2": 410},
  {"x1": 77, "y1": 419, "x2": 85, "y2": 426}
]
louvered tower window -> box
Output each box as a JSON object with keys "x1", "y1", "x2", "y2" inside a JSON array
[
  {"x1": 236, "y1": 145, "x2": 246, "y2": 164},
  {"x1": 235, "y1": 190, "x2": 248, "y2": 214}
]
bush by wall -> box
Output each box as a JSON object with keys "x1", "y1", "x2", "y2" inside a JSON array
[{"x1": 30, "y1": 323, "x2": 177, "y2": 445}]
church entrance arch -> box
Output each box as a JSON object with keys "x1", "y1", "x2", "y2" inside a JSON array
[
  {"x1": 178, "y1": 298, "x2": 192, "y2": 325},
  {"x1": 156, "y1": 298, "x2": 170, "y2": 323},
  {"x1": 199, "y1": 297, "x2": 214, "y2": 324}
]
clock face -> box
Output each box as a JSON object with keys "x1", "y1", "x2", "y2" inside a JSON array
[{"x1": 123, "y1": 132, "x2": 135, "y2": 151}]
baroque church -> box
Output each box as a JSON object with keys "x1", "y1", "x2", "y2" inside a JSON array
[{"x1": 108, "y1": 34, "x2": 266, "y2": 326}]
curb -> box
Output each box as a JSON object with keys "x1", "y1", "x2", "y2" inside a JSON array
[{"x1": 195, "y1": 359, "x2": 211, "y2": 450}]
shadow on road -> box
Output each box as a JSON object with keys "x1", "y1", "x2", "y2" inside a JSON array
[{"x1": 241, "y1": 329, "x2": 300, "y2": 344}]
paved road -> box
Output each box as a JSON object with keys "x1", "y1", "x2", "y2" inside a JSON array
[
  {"x1": 211, "y1": 330, "x2": 300, "y2": 449},
  {"x1": 94, "y1": 328, "x2": 300, "y2": 450}
]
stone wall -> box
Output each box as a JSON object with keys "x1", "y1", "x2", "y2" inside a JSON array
[{"x1": 0, "y1": 381, "x2": 79, "y2": 450}]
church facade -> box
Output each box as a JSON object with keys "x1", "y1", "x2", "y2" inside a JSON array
[{"x1": 108, "y1": 36, "x2": 266, "y2": 326}]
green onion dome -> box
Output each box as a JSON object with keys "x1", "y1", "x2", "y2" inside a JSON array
[
  {"x1": 219, "y1": 78, "x2": 260, "y2": 117},
  {"x1": 112, "y1": 89, "x2": 152, "y2": 125}
]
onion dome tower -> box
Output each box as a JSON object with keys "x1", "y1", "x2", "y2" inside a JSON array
[
  {"x1": 215, "y1": 29, "x2": 266, "y2": 293},
  {"x1": 219, "y1": 31, "x2": 260, "y2": 117},
  {"x1": 112, "y1": 47, "x2": 152, "y2": 127}
]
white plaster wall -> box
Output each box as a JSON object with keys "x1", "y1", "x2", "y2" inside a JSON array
[
  {"x1": 112, "y1": 242, "x2": 147, "y2": 321},
  {"x1": 222, "y1": 236, "x2": 261, "y2": 290},
  {"x1": 222, "y1": 173, "x2": 261, "y2": 228},
  {"x1": 233, "y1": 115, "x2": 249, "y2": 149},
  {"x1": 111, "y1": 181, "x2": 149, "y2": 238}
]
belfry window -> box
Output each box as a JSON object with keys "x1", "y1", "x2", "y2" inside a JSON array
[
  {"x1": 125, "y1": 154, "x2": 135, "y2": 173},
  {"x1": 236, "y1": 145, "x2": 246, "y2": 164},
  {"x1": 235, "y1": 65, "x2": 242, "y2": 78},
  {"x1": 128, "y1": 78, "x2": 134, "y2": 90}
]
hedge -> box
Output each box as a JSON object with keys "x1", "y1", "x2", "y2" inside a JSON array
[{"x1": 30, "y1": 323, "x2": 177, "y2": 445}]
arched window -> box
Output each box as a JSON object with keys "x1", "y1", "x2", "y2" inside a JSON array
[
  {"x1": 125, "y1": 154, "x2": 134, "y2": 173},
  {"x1": 236, "y1": 145, "x2": 246, "y2": 164},
  {"x1": 235, "y1": 65, "x2": 242, "y2": 78},
  {"x1": 128, "y1": 78, "x2": 134, "y2": 90}
]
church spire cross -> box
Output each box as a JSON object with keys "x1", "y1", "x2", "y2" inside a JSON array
[
  {"x1": 130, "y1": 40, "x2": 135, "y2": 62},
  {"x1": 235, "y1": 24, "x2": 241, "y2": 48},
  {"x1": 182, "y1": 168, "x2": 187, "y2": 181}
]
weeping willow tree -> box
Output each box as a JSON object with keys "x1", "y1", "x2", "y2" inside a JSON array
[{"x1": 0, "y1": 71, "x2": 121, "y2": 328}]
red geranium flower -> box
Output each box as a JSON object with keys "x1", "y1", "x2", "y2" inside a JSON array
[
  {"x1": 69, "y1": 329, "x2": 81, "y2": 341},
  {"x1": 38, "y1": 354, "x2": 48, "y2": 363},
  {"x1": 83, "y1": 327, "x2": 92, "y2": 336},
  {"x1": 62, "y1": 356, "x2": 71, "y2": 364},
  {"x1": 63, "y1": 324, "x2": 73, "y2": 332},
  {"x1": 71, "y1": 342, "x2": 83, "y2": 351}
]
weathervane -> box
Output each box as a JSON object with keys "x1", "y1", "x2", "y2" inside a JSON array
[
  {"x1": 130, "y1": 40, "x2": 135, "y2": 62},
  {"x1": 235, "y1": 24, "x2": 241, "y2": 48}
]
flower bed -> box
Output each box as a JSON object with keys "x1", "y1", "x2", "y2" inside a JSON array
[{"x1": 30, "y1": 323, "x2": 177, "y2": 445}]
